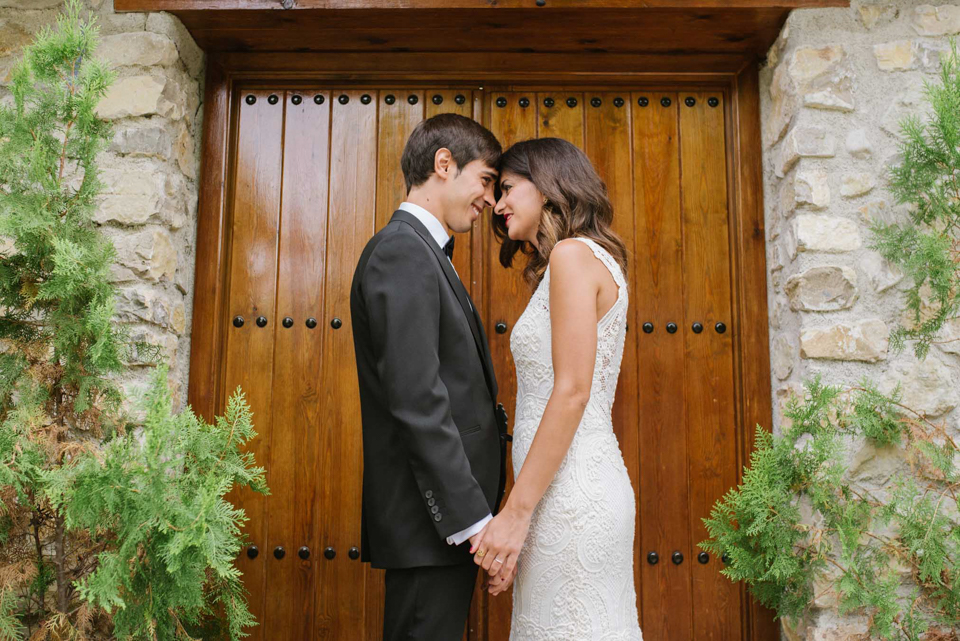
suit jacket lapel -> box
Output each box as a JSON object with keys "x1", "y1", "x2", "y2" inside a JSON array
[{"x1": 391, "y1": 210, "x2": 497, "y2": 398}]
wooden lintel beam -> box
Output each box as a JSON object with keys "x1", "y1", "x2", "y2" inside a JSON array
[{"x1": 115, "y1": 0, "x2": 849, "y2": 11}]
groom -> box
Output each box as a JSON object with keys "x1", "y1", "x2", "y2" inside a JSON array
[{"x1": 350, "y1": 113, "x2": 510, "y2": 640}]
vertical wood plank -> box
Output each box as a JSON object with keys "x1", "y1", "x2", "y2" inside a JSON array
[
  {"x1": 679, "y1": 91, "x2": 742, "y2": 641},
  {"x1": 262, "y1": 89, "x2": 330, "y2": 639},
  {"x1": 731, "y1": 64, "x2": 779, "y2": 641},
  {"x1": 537, "y1": 91, "x2": 584, "y2": 148},
  {"x1": 221, "y1": 88, "x2": 285, "y2": 641},
  {"x1": 376, "y1": 89, "x2": 424, "y2": 232},
  {"x1": 316, "y1": 89, "x2": 378, "y2": 641},
  {"x1": 481, "y1": 90, "x2": 537, "y2": 641},
  {"x1": 633, "y1": 91, "x2": 695, "y2": 641},
  {"x1": 187, "y1": 55, "x2": 229, "y2": 425},
  {"x1": 584, "y1": 90, "x2": 642, "y2": 624}
]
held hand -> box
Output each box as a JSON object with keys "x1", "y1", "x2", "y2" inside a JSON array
[
  {"x1": 470, "y1": 504, "x2": 531, "y2": 581},
  {"x1": 485, "y1": 564, "x2": 517, "y2": 596}
]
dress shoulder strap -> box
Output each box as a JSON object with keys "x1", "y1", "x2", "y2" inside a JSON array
[{"x1": 567, "y1": 237, "x2": 626, "y2": 290}]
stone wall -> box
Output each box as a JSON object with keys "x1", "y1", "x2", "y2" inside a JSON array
[
  {"x1": 760, "y1": 1, "x2": 959, "y2": 638},
  {"x1": 0, "y1": 0, "x2": 204, "y2": 414}
]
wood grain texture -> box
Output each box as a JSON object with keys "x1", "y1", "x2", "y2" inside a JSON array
[
  {"x1": 315, "y1": 89, "x2": 378, "y2": 639},
  {"x1": 731, "y1": 62, "x2": 778, "y2": 641},
  {"x1": 482, "y1": 91, "x2": 537, "y2": 641},
  {"x1": 117, "y1": 0, "x2": 849, "y2": 11},
  {"x1": 260, "y1": 89, "x2": 330, "y2": 639},
  {"x1": 220, "y1": 88, "x2": 286, "y2": 641},
  {"x1": 197, "y1": 75, "x2": 778, "y2": 640},
  {"x1": 215, "y1": 51, "x2": 747, "y2": 77},
  {"x1": 187, "y1": 56, "x2": 229, "y2": 425},
  {"x1": 632, "y1": 91, "x2": 694, "y2": 641},
  {"x1": 152, "y1": 8, "x2": 801, "y2": 59},
  {"x1": 583, "y1": 90, "x2": 640, "y2": 623},
  {"x1": 375, "y1": 89, "x2": 423, "y2": 232},
  {"x1": 679, "y1": 92, "x2": 741, "y2": 641}
]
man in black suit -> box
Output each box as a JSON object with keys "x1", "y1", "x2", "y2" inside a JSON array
[{"x1": 350, "y1": 113, "x2": 510, "y2": 640}]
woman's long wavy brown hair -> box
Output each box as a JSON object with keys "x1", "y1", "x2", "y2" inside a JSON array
[{"x1": 492, "y1": 137, "x2": 628, "y2": 287}]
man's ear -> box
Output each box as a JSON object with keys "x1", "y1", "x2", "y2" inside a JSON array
[{"x1": 434, "y1": 148, "x2": 454, "y2": 181}]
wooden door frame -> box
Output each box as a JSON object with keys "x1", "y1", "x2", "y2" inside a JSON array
[{"x1": 187, "y1": 51, "x2": 776, "y2": 641}]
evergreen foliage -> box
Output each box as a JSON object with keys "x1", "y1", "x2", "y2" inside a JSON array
[
  {"x1": 703, "y1": 40, "x2": 960, "y2": 640},
  {"x1": 0, "y1": 2, "x2": 267, "y2": 639}
]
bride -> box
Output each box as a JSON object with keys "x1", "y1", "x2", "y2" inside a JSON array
[{"x1": 469, "y1": 137, "x2": 643, "y2": 640}]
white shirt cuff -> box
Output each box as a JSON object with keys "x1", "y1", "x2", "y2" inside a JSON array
[{"x1": 446, "y1": 513, "x2": 492, "y2": 546}]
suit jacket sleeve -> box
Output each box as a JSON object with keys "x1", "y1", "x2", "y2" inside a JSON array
[{"x1": 360, "y1": 231, "x2": 491, "y2": 540}]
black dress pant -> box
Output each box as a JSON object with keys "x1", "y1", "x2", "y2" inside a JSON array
[{"x1": 383, "y1": 563, "x2": 479, "y2": 641}]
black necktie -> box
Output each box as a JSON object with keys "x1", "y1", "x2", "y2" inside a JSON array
[{"x1": 443, "y1": 235, "x2": 455, "y2": 260}]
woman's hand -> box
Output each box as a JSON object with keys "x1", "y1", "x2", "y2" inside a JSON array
[{"x1": 470, "y1": 504, "x2": 532, "y2": 582}]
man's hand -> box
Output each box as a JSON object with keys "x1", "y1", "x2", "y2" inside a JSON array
[
  {"x1": 468, "y1": 525, "x2": 487, "y2": 552},
  {"x1": 485, "y1": 564, "x2": 517, "y2": 596}
]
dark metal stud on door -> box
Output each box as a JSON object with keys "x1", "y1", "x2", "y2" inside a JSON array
[
  {"x1": 233, "y1": 316, "x2": 244, "y2": 328},
  {"x1": 715, "y1": 322, "x2": 727, "y2": 334},
  {"x1": 331, "y1": 317, "x2": 342, "y2": 330},
  {"x1": 282, "y1": 317, "x2": 293, "y2": 328},
  {"x1": 698, "y1": 552, "x2": 709, "y2": 564},
  {"x1": 666, "y1": 322, "x2": 677, "y2": 334},
  {"x1": 642, "y1": 322, "x2": 653, "y2": 333},
  {"x1": 692, "y1": 322, "x2": 703, "y2": 334},
  {"x1": 298, "y1": 547, "x2": 310, "y2": 560},
  {"x1": 647, "y1": 551, "x2": 659, "y2": 565},
  {"x1": 672, "y1": 551, "x2": 684, "y2": 564},
  {"x1": 268, "y1": 94, "x2": 279, "y2": 105},
  {"x1": 256, "y1": 316, "x2": 267, "y2": 327},
  {"x1": 348, "y1": 547, "x2": 360, "y2": 560},
  {"x1": 247, "y1": 545, "x2": 259, "y2": 559},
  {"x1": 305, "y1": 317, "x2": 317, "y2": 329},
  {"x1": 291, "y1": 94, "x2": 302, "y2": 105},
  {"x1": 495, "y1": 322, "x2": 507, "y2": 334},
  {"x1": 273, "y1": 546, "x2": 285, "y2": 560},
  {"x1": 324, "y1": 547, "x2": 336, "y2": 560}
]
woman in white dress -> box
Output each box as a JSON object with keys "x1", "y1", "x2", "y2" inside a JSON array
[{"x1": 469, "y1": 138, "x2": 642, "y2": 640}]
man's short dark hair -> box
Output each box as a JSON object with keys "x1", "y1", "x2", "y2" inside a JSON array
[{"x1": 400, "y1": 113, "x2": 502, "y2": 192}]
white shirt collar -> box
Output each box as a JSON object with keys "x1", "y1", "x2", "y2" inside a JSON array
[{"x1": 398, "y1": 201, "x2": 450, "y2": 249}]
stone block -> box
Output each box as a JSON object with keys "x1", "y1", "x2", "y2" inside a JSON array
[
  {"x1": 845, "y1": 129, "x2": 873, "y2": 159},
  {"x1": 859, "y1": 4, "x2": 898, "y2": 29},
  {"x1": 772, "y1": 335, "x2": 796, "y2": 380},
  {"x1": 94, "y1": 75, "x2": 166, "y2": 119},
  {"x1": 800, "y1": 319, "x2": 889, "y2": 362},
  {"x1": 912, "y1": 4, "x2": 960, "y2": 36},
  {"x1": 108, "y1": 227, "x2": 177, "y2": 282},
  {"x1": 109, "y1": 121, "x2": 173, "y2": 159},
  {"x1": 879, "y1": 352, "x2": 960, "y2": 417},
  {"x1": 840, "y1": 172, "x2": 877, "y2": 198},
  {"x1": 874, "y1": 40, "x2": 916, "y2": 71},
  {"x1": 785, "y1": 265, "x2": 858, "y2": 311},
  {"x1": 98, "y1": 32, "x2": 179, "y2": 68},
  {"x1": 795, "y1": 215, "x2": 861, "y2": 253},
  {"x1": 145, "y1": 12, "x2": 204, "y2": 78},
  {"x1": 860, "y1": 251, "x2": 903, "y2": 293},
  {"x1": 788, "y1": 45, "x2": 855, "y2": 112},
  {"x1": 794, "y1": 167, "x2": 831, "y2": 209},
  {"x1": 775, "y1": 126, "x2": 836, "y2": 177}
]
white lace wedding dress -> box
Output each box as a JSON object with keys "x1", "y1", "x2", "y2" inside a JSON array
[{"x1": 509, "y1": 237, "x2": 642, "y2": 641}]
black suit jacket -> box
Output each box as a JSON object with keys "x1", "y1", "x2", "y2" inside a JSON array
[{"x1": 350, "y1": 210, "x2": 508, "y2": 569}]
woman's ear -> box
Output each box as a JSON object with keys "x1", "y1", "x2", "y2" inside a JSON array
[{"x1": 434, "y1": 148, "x2": 453, "y2": 180}]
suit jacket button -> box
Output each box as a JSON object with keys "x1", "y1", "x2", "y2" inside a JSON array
[
  {"x1": 431, "y1": 506, "x2": 439, "y2": 514},
  {"x1": 427, "y1": 498, "x2": 436, "y2": 506},
  {"x1": 425, "y1": 490, "x2": 433, "y2": 498},
  {"x1": 434, "y1": 514, "x2": 442, "y2": 522}
]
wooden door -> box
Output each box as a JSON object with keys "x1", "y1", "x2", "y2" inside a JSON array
[
  {"x1": 219, "y1": 83, "x2": 743, "y2": 641},
  {"x1": 479, "y1": 90, "x2": 742, "y2": 641},
  {"x1": 220, "y1": 86, "x2": 481, "y2": 641}
]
